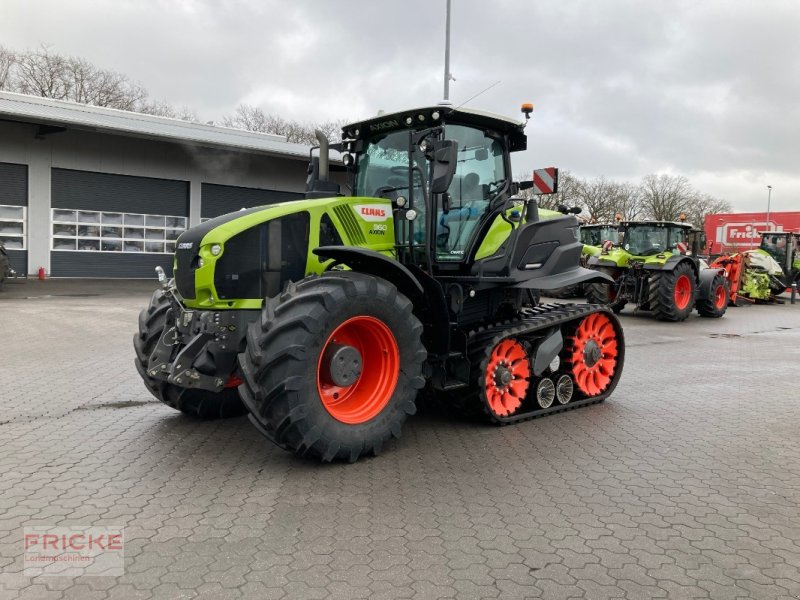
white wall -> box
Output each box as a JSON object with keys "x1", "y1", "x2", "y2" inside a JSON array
[{"x1": 0, "y1": 121, "x2": 313, "y2": 274}]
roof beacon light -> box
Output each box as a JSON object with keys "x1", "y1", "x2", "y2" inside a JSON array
[{"x1": 521, "y1": 103, "x2": 534, "y2": 120}]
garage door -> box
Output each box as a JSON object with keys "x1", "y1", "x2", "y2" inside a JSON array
[
  {"x1": 0, "y1": 162, "x2": 28, "y2": 276},
  {"x1": 50, "y1": 169, "x2": 189, "y2": 278},
  {"x1": 201, "y1": 183, "x2": 302, "y2": 220}
]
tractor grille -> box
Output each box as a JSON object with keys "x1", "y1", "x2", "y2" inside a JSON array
[
  {"x1": 174, "y1": 246, "x2": 196, "y2": 299},
  {"x1": 333, "y1": 205, "x2": 366, "y2": 245}
]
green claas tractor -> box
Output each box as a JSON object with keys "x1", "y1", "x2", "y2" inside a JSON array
[
  {"x1": 756, "y1": 231, "x2": 800, "y2": 295},
  {"x1": 545, "y1": 223, "x2": 618, "y2": 299},
  {"x1": 134, "y1": 104, "x2": 626, "y2": 462},
  {"x1": 581, "y1": 223, "x2": 618, "y2": 253},
  {"x1": 585, "y1": 220, "x2": 729, "y2": 321}
]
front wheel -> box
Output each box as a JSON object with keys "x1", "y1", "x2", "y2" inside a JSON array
[
  {"x1": 585, "y1": 268, "x2": 627, "y2": 314},
  {"x1": 238, "y1": 272, "x2": 426, "y2": 462},
  {"x1": 133, "y1": 289, "x2": 247, "y2": 419},
  {"x1": 696, "y1": 273, "x2": 729, "y2": 318}
]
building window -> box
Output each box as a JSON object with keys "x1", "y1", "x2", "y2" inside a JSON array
[
  {"x1": 51, "y1": 209, "x2": 187, "y2": 253},
  {"x1": 0, "y1": 205, "x2": 26, "y2": 250}
]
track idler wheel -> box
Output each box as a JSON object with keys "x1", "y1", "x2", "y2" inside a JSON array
[
  {"x1": 483, "y1": 338, "x2": 531, "y2": 417},
  {"x1": 567, "y1": 312, "x2": 620, "y2": 397}
]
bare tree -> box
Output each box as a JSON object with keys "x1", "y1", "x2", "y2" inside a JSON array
[
  {"x1": 0, "y1": 45, "x2": 16, "y2": 90},
  {"x1": 223, "y1": 103, "x2": 344, "y2": 144},
  {"x1": 682, "y1": 193, "x2": 732, "y2": 229},
  {"x1": 640, "y1": 173, "x2": 696, "y2": 221},
  {"x1": 575, "y1": 177, "x2": 623, "y2": 223}
]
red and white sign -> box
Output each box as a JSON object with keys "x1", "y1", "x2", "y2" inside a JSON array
[
  {"x1": 353, "y1": 203, "x2": 391, "y2": 222},
  {"x1": 704, "y1": 211, "x2": 800, "y2": 254},
  {"x1": 532, "y1": 167, "x2": 559, "y2": 195}
]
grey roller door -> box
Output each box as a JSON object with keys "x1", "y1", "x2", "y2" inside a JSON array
[
  {"x1": 201, "y1": 183, "x2": 302, "y2": 220},
  {"x1": 0, "y1": 162, "x2": 28, "y2": 276},
  {"x1": 50, "y1": 169, "x2": 189, "y2": 278}
]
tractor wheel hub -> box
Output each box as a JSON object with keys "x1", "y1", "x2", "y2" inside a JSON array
[
  {"x1": 494, "y1": 364, "x2": 513, "y2": 388},
  {"x1": 323, "y1": 343, "x2": 363, "y2": 387},
  {"x1": 583, "y1": 339, "x2": 602, "y2": 367}
]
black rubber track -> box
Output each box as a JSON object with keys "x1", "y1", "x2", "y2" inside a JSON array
[
  {"x1": 696, "y1": 273, "x2": 729, "y2": 318},
  {"x1": 585, "y1": 268, "x2": 627, "y2": 314},
  {"x1": 648, "y1": 262, "x2": 696, "y2": 322},
  {"x1": 238, "y1": 271, "x2": 426, "y2": 463},
  {"x1": 133, "y1": 288, "x2": 247, "y2": 419},
  {"x1": 435, "y1": 303, "x2": 625, "y2": 425}
]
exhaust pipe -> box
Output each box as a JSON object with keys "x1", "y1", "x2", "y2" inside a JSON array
[{"x1": 315, "y1": 129, "x2": 329, "y2": 181}]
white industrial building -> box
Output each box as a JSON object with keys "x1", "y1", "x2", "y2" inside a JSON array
[{"x1": 0, "y1": 91, "x2": 319, "y2": 278}]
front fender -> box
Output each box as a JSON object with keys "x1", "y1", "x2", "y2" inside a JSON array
[{"x1": 515, "y1": 265, "x2": 613, "y2": 290}]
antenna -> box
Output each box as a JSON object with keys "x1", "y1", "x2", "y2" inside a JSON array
[{"x1": 455, "y1": 80, "x2": 502, "y2": 109}]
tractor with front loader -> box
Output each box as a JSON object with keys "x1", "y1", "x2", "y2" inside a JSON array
[
  {"x1": 585, "y1": 220, "x2": 729, "y2": 321},
  {"x1": 134, "y1": 104, "x2": 625, "y2": 462}
]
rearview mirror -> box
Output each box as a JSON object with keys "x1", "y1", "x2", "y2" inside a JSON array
[{"x1": 429, "y1": 140, "x2": 458, "y2": 195}]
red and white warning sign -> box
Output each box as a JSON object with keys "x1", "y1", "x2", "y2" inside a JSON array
[{"x1": 532, "y1": 167, "x2": 559, "y2": 195}]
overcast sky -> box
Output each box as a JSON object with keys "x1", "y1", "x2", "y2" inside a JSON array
[{"x1": 2, "y1": 0, "x2": 798, "y2": 212}]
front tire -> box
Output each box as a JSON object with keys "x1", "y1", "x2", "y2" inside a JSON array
[
  {"x1": 133, "y1": 289, "x2": 247, "y2": 419},
  {"x1": 238, "y1": 272, "x2": 426, "y2": 462},
  {"x1": 648, "y1": 262, "x2": 696, "y2": 322},
  {"x1": 696, "y1": 273, "x2": 729, "y2": 318},
  {"x1": 585, "y1": 268, "x2": 627, "y2": 314}
]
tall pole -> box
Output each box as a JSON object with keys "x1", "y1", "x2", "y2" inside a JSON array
[
  {"x1": 443, "y1": 0, "x2": 451, "y2": 101},
  {"x1": 766, "y1": 185, "x2": 773, "y2": 231}
]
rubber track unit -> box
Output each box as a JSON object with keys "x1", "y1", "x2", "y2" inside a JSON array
[{"x1": 447, "y1": 303, "x2": 625, "y2": 425}]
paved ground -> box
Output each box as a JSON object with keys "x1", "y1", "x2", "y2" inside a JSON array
[{"x1": 1, "y1": 279, "x2": 799, "y2": 599}]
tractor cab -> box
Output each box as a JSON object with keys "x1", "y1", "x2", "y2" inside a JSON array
[
  {"x1": 619, "y1": 221, "x2": 692, "y2": 257},
  {"x1": 580, "y1": 224, "x2": 619, "y2": 248},
  {"x1": 759, "y1": 231, "x2": 799, "y2": 272},
  {"x1": 337, "y1": 106, "x2": 532, "y2": 273}
]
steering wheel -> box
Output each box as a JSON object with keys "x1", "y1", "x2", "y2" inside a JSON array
[
  {"x1": 640, "y1": 248, "x2": 662, "y2": 256},
  {"x1": 390, "y1": 166, "x2": 409, "y2": 176}
]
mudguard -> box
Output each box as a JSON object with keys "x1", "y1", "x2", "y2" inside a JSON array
[
  {"x1": 514, "y1": 266, "x2": 613, "y2": 290},
  {"x1": 696, "y1": 268, "x2": 721, "y2": 302}
]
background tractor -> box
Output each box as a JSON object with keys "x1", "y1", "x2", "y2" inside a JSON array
[
  {"x1": 134, "y1": 104, "x2": 626, "y2": 462},
  {"x1": 756, "y1": 231, "x2": 800, "y2": 295},
  {"x1": 545, "y1": 222, "x2": 618, "y2": 299},
  {"x1": 585, "y1": 220, "x2": 729, "y2": 321}
]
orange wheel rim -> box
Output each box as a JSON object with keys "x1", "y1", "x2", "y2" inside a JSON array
[
  {"x1": 714, "y1": 284, "x2": 726, "y2": 309},
  {"x1": 317, "y1": 316, "x2": 399, "y2": 424},
  {"x1": 570, "y1": 313, "x2": 618, "y2": 396},
  {"x1": 674, "y1": 274, "x2": 692, "y2": 310},
  {"x1": 484, "y1": 339, "x2": 530, "y2": 416}
]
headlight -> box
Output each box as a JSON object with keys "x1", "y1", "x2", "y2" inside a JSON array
[
  {"x1": 197, "y1": 258, "x2": 205, "y2": 268},
  {"x1": 210, "y1": 244, "x2": 222, "y2": 256}
]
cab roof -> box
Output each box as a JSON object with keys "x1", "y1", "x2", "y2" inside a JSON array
[
  {"x1": 342, "y1": 105, "x2": 528, "y2": 152},
  {"x1": 620, "y1": 220, "x2": 693, "y2": 229}
]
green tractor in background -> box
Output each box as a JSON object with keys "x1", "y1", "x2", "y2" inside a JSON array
[
  {"x1": 134, "y1": 104, "x2": 625, "y2": 462},
  {"x1": 545, "y1": 222, "x2": 618, "y2": 298},
  {"x1": 756, "y1": 231, "x2": 800, "y2": 296},
  {"x1": 585, "y1": 220, "x2": 729, "y2": 321}
]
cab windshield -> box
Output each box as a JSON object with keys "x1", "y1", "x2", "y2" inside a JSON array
[
  {"x1": 760, "y1": 233, "x2": 787, "y2": 265},
  {"x1": 353, "y1": 123, "x2": 506, "y2": 259},
  {"x1": 581, "y1": 226, "x2": 618, "y2": 247},
  {"x1": 623, "y1": 225, "x2": 687, "y2": 256}
]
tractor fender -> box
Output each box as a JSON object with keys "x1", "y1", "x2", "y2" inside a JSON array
[
  {"x1": 696, "y1": 268, "x2": 723, "y2": 301},
  {"x1": 515, "y1": 265, "x2": 613, "y2": 290},
  {"x1": 313, "y1": 246, "x2": 425, "y2": 302},
  {"x1": 313, "y1": 246, "x2": 450, "y2": 356},
  {"x1": 586, "y1": 255, "x2": 619, "y2": 268},
  {"x1": 643, "y1": 255, "x2": 698, "y2": 275}
]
